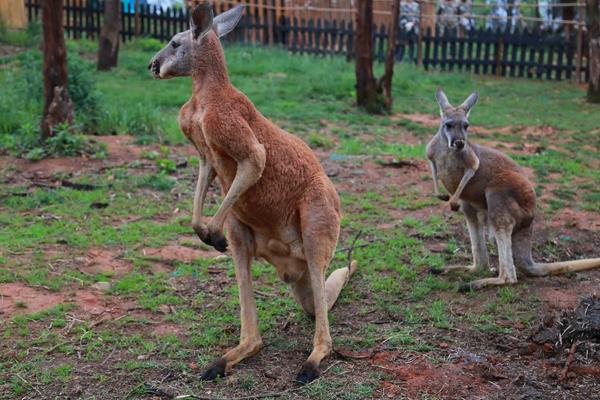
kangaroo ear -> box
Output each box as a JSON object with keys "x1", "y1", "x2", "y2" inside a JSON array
[
  {"x1": 214, "y1": 4, "x2": 245, "y2": 38},
  {"x1": 435, "y1": 87, "x2": 451, "y2": 116},
  {"x1": 190, "y1": 3, "x2": 214, "y2": 40},
  {"x1": 459, "y1": 91, "x2": 479, "y2": 116}
]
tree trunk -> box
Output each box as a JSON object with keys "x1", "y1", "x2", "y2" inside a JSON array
[
  {"x1": 355, "y1": 0, "x2": 381, "y2": 113},
  {"x1": 41, "y1": 0, "x2": 73, "y2": 141},
  {"x1": 97, "y1": 0, "x2": 121, "y2": 71},
  {"x1": 380, "y1": 0, "x2": 400, "y2": 111},
  {"x1": 588, "y1": 0, "x2": 600, "y2": 103}
]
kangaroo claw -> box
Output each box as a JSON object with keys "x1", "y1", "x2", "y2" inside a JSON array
[{"x1": 202, "y1": 230, "x2": 228, "y2": 253}]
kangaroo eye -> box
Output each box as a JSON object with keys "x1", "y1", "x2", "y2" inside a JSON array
[
  {"x1": 171, "y1": 41, "x2": 180, "y2": 49},
  {"x1": 445, "y1": 122, "x2": 452, "y2": 130},
  {"x1": 463, "y1": 122, "x2": 469, "y2": 130}
]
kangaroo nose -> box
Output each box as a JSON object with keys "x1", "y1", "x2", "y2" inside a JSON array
[
  {"x1": 149, "y1": 60, "x2": 160, "y2": 76},
  {"x1": 454, "y1": 140, "x2": 465, "y2": 149}
]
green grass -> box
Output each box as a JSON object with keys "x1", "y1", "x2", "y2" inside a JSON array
[{"x1": 0, "y1": 35, "x2": 599, "y2": 399}]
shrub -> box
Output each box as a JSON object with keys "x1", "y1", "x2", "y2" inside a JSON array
[
  {"x1": 0, "y1": 48, "x2": 101, "y2": 157},
  {"x1": 126, "y1": 37, "x2": 164, "y2": 52},
  {"x1": 0, "y1": 21, "x2": 41, "y2": 47}
]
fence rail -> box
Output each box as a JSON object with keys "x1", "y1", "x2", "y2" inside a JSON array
[{"x1": 24, "y1": 0, "x2": 588, "y2": 82}]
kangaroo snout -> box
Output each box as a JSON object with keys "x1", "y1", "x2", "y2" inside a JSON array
[
  {"x1": 453, "y1": 139, "x2": 465, "y2": 150},
  {"x1": 148, "y1": 59, "x2": 160, "y2": 77}
]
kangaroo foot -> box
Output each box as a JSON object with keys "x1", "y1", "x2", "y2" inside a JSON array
[
  {"x1": 296, "y1": 362, "x2": 320, "y2": 385},
  {"x1": 200, "y1": 358, "x2": 227, "y2": 381},
  {"x1": 437, "y1": 194, "x2": 450, "y2": 201}
]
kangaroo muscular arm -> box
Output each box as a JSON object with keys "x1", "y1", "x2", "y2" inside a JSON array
[
  {"x1": 429, "y1": 160, "x2": 449, "y2": 201},
  {"x1": 426, "y1": 137, "x2": 449, "y2": 201},
  {"x1": 192, "y1": 157, "x2": 217, "y2": 238},
  {"x1": 205, "y1": 116, "x2": 266, "y2": 234},
  {"x1": 448, "y1": 148, "x2": 480, "y2": 211}
]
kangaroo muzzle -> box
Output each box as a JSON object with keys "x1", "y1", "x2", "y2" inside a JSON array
[
  {"x1": 452, "y1": 139, "x2": 465, "y2": 150},
  {"x1": 149, "y1": 59, "x2": 161, "y2": 77}
]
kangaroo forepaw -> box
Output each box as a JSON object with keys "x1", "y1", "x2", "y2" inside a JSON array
[
  {"x1": 437, "y1": 194, "x2": 450, "y2": 201},
  {"x1": 296, "y1": 362, "x2": 320, "y2": 385},
  {"x1": 201, "y1": 230, "x2": 228, "y2": 253},
  {"x1": 200, "y1": 358, "x2": 227, "y2": 381},
  {"x1": 458, "y1": 282, "x2": 475, "y2": 293},
  {"x1": 428, "y1": 267, "x2": 444, "y2": 275},
  {"x1": 210, "y1": 231, "x2": 228, "y2": 253},
  {"x1": 450, "y1": 201, "x2": 460, "y2": 212}
]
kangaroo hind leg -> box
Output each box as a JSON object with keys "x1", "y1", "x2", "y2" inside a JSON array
[
  {"x1": 295, "y1": 196, "x2": 341, "y2": 384},
  {"x1": 201, "y1": 216, "x2": 262, "y2": 381},
  {"x1": 461, "y1": 195, "x2": 517, "y2": 291}
]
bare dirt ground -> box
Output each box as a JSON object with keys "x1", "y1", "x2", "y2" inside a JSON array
[{"x1": 1, "y1": 130, "x2": 599, "y2": 399}]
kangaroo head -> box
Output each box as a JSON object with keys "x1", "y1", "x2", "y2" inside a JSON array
[
  {"x1": 435, "y1": 88, "x2": 479, "y2": 151},
  {"x1": 148, "y1": 3, "x2": 245, "y2": 79}
]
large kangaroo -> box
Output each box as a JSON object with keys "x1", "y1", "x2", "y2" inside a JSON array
[
  {"x1": 148, "y1": 3, "x2": 356, "y2": 383},
  {"x1": 427, "y1": 88, "x2": 600, "y2": 291}
]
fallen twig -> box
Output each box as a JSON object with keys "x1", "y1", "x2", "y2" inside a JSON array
[
  {"x1": 377, "y1": 159, "x2": 419, "y2": 169},
  {"x1": 560, "y1": 341, "x2": 580, "y2": 382},
  {"x1": 15, "y1": 373, "x2": 43, "y2": 397},
  {"x1": 345, "y1": 230, "x2": 363, "y2": 267},
  {"x1": 100, "y1": 345, "x2": 118, "y2": 366},
  {"x1": 61, "y1": 179, "x2": 100, "y2": 191}
]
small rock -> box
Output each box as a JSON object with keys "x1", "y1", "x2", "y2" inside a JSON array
[
  {"x1": 157, "y1": 304, "x2": 171, "y2": 314},
  {"x1": 92, "y1": 281, "x2": 111, "y2": 291},
  {"x1": 439, "y1": 342, "x2": 449, "y2": 349}
]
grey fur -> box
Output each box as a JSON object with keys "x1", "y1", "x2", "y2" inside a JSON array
[
  {"x1": 147, "y1": 5, "x2": 245, "y2": 79},
  {"x1": 427, "y1": 88, "x2": 600, "y2": 290}
]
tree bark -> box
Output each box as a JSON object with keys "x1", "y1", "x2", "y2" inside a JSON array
[
  {"x1": 41, "y1": 0, "x2": 73, "y2": 141},
  {"x1": 355, "y1": 0, "x2": 381, "y2": 113},
  {"x1": 97, "y1": 0, "x2": 121, "y2": 71},
  {"x1": 380, "y1": 0, "x2": 400, "y2": 111},
  {"x1": 588, "y1": 0, "x2": 600, "y2": 103}
]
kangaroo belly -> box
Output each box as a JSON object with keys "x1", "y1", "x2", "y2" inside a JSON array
[{"x1": 253, "y1": 230, "x2": 307, "y2": 284}]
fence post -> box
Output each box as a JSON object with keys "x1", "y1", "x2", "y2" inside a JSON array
[
  {"x1": 134, "y1": 0, "x2": 140, "y2": 37},
  {"x1": 495, "y1": 31, "x2": 504, "y2": 77}
]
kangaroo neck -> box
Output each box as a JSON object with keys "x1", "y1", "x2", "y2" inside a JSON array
[{"x1": 191, "y1": 32, "x2": 231, "y2": 102}]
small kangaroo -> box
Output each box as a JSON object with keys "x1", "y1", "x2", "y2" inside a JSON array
[
  {"x1": 427, "y1": 88, "x2": 600, "y2": 290},
  {"x1": 148, "y1": 3, "x2": 356, "y2": 383}
]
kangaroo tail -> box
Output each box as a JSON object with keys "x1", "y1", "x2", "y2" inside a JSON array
[{"x1": 533, "y1": 258, "x2": 600, "y2": 276}]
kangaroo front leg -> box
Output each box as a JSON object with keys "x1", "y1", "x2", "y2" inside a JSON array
[
  {"x1": 449, "y1": 151, "x2": 479, "y2": 211},
  {"x1": 449, "y1": 168, "x2": 477, "y2": 211},
  {"x1": 192, "y1": 158, "x2": 216, "y2": 242},
  {"x1": 201, "y1": 217, "x2": 262, "y2": 380},
  {"x1": 429, "y1": 160, "x2": 449, "y2": 201},
  {"x1": 204, "y1": 144, "x2": 266, "y2": 252}
]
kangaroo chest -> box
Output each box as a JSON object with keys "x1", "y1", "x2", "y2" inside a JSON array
[
  {"x1": 433, "y1": 150, "x2": 465, "y2": 195},
  {"x1": 179, "y1": 99, "x2": 236, "y2": 190}
]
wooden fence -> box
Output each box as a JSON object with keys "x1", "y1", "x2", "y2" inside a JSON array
[{"x1": 24, "y1": 0, "x2": 588, "y2": 82}]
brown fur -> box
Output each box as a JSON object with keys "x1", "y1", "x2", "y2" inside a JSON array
[
  {"x1": 427, "y1": 89, "x2": 600, "y2": 290},
  {"x1": 150, "y1": 4, "x2": 356, "y2": 383}
]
